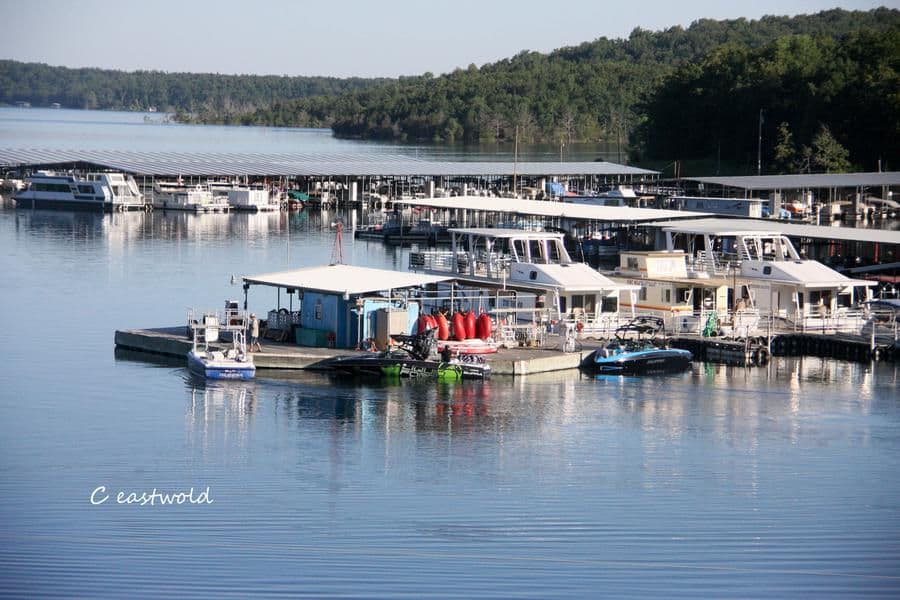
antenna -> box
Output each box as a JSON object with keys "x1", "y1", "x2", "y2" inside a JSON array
[{"x1": 330, "y1": 220, "x2": 344, "y2": 265}]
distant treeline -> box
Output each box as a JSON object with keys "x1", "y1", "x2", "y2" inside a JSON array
[
  {"x1": 1, "y1": 8, "x2": 897, "y2": 172},
  {"x1": 0, "y1": 61, "x2": 390, "y2": 116}
]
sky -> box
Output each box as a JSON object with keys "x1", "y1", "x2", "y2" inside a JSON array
[{"x1": 0, "y1": 0, "x2": 891, "y2": 78}]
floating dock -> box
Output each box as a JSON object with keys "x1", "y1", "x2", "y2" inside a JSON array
[{"x1": 114, "y1": 327, "x2": 585, "y2": 376}]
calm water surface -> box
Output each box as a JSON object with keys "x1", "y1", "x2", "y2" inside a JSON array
[{"x1": 1, "y1": 110, "x2": 899, "y2": 598}]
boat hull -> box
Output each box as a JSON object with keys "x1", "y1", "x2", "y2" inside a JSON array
[
  {"x1": 580, "y1": 347, "x2": 692, "y2": 376},
  {"x1": 187, "y1": 351, "x2": 256, "y2": 380}
]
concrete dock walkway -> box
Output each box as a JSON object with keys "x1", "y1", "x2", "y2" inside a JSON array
[{"x1": 114, "y1": 327, "x2": 586, "y2": 376}]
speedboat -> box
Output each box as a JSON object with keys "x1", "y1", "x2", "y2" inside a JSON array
[
  {"x1": 327, "y1": 331, "x2": 490, "y2": 381},
  {"x1": 579, "y1": 316, "x2": 692, "y2": 375},
  {"x1": 186, "y1": 308, "x2": 255, "y2": 380}
]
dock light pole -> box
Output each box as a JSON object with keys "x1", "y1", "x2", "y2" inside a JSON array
[{"x1": 757, "y1": 109, "x2": 765, "y2": 176}]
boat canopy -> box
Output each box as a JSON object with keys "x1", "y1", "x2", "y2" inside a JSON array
[{"x1": 243, "y1": 264, "x2": 450, "y2": 296}]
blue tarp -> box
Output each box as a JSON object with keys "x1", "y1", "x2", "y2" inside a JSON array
[{"x1": 545, "y1": 182, "x2": 566, "y2": 196}]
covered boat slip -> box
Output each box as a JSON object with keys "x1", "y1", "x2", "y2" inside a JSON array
[
  {"x1": 391, "y1": 195, "x2": 707, "y2": 237},
  {"x1": 0, "y1": 149, "x2": 660, "y2": 208}
]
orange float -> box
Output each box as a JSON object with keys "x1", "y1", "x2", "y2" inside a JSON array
[
  {"x1": 452, "y1": 311, "x2": 467, "y2": 341},
  {"x1": 464, "y1": 311, "x2": 476, "y2": 340},
  {"x1": 476, "y1": 312, "x2": 492, "y2": 339},
  {"x1": 436, "y1": 312, "x2": 450, "y2": 341}
]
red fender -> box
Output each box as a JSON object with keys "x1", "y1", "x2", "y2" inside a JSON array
[
  {"x1": 436, "y1": 313, "x2": 450, "y2": 341},
  {"x1": 464, "y1": 311, "x2": 476, "y2": 340},
  {"x1": 476, "y1": 312, "x2": 492, "y2": 339},
  {"x1": 452, "y1": 312, "x2": 466, "y2": 341}
]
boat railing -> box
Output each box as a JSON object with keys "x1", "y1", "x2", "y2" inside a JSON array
[
  {"x1": 488, "y1": 307, "x2": 548, "y2": 348},
  {"x1": 686, "y1": 251, "x2": 736, "y2": 278},
  {"x1": 561, "y1": 311, "x2": 636, "y2": 337},
  {"x1": 788, "y1": 308, "x2": 870, "y2": 334},
  {"x1": 409, "y1": 250, "x2": 511, "y2": 279}
]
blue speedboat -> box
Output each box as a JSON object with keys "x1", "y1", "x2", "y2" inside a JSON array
[
  {"x1": 579, "y1": 316, "x2": 692, "y2": 375},
  {"x1": 580, "y1": 343, "x2": 692, "y2": 375}
]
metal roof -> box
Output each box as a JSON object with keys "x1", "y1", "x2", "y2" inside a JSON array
[
  {"x1": 0, "y1": 148, "x2": 658, "y2": 177},
  {"x1": 393, "y1": 196, "x2": 706, "y2": 223},
  {"x1": 242, "y1": 264, "x2": 450, "y2": 295},
  {"x1": 448, "y1": 228, "x2": 567, "y2": 239},
  {"x1": 648, "y1": 217, "x2": 900, "y2": 245},
  {"x1": 688, "y1": 172, "x2": 900, "y2": 191}
]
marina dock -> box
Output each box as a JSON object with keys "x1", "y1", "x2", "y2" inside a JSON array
[{"x1": 114, "y1": 327, "x2": 585, "y2": 376}]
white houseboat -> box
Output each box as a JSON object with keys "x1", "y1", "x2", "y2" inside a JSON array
[
  {"x1": 409, "y1": 228, "x2": 638, "y2": 336},
  {"x1": 226, "y1": 188, "x2": 279, "y2": 211},
  {"x1": 14, "y1": 171, "x2": 145, "y2": 210},
  {"x1": 609, "y1": 225, "x2": 875, "y2": 334},
  {"x1": 152, "y1": 183, "x2": 230, "y2": 212}
]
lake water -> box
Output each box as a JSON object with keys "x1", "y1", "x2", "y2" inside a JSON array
[{"x1": 1, "y1": 109, "x2": 899, "y2": 598}]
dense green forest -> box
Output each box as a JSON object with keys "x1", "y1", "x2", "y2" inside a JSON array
[
  {"x1": 230, "y1": 8, "x2": 898, "y2": 161},
  {"x1": 0, "y1": 61, "x2": 390, "y2": 114},
  {"x1": 1, "y1": 8, "x2": 897, "y2": 171},
  {"x1": 632, "y1": 28, "x2": 900, "y2": 172}
]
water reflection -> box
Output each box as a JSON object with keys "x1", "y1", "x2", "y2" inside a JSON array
[
  {"x1": 168, "y1": 358, "x2": 900, "y2": 472},
  {"x1": 184, "y1": 375, "x2": 259, "y2": 457}
]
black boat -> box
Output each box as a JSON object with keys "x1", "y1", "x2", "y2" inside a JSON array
[
  {"x1": 579, "y1": 316, "x2": 692, "y2": 376},
  {"x1": 326, "y1": 330, "x2": 491, "y2": 381}
]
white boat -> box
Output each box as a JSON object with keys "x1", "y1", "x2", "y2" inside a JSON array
[
  {"x1": 227, "y1": 188, "x2": 278, "y2": 211},
  {"x1": 187, "y1": 307, "x2": 255, "y2": 380},
  {"x1": 409, "y1": 227, "x2": 638, "y2": 336},
  {"x1": 152, "y1": 183, "x2": 230, "y2": 212},
  {"x1": 1, "y1": 177, "x2": 25, "y2": 192},
  {"x1": 609, "y1": 248, "x2": 764, "y2": 337},
  {"x1": 564, "y1": 186, "x2": 638, "y2": 207},
  {"x1": 13, "y1": 171, "x2": 145, "y2": 210},
  {"x1": 610, "y1": 225, "x2": 876, "y2": 334}
]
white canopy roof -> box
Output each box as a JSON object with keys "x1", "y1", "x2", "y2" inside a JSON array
[
  {"x1": 243, "y1": 264, "x2": 450, "y2": 295},
  {"x1": 394, "y1": 196, "x2": 706, "y2": 223},
  {"x1": 653, "y1": 218, "x2": 900, "y2": 245}
]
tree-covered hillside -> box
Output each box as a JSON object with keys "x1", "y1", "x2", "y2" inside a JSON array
[
  {"x1": 631, "y1": 28, "x2": 900, "y2": 172},
  {"x1": 0, "y1": 61, "x2": 390, "y2": 114},
  {"x1": 232, "y1": 6, "x2": 898, "y2": 155}
]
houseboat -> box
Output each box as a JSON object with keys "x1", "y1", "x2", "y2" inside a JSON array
[
  {"x1": 608, "y1": 225, "x2": 875, "y2": 334},
  {"x1": 14, "y1": 171, "x2": 145, "y2": 210},
  {"x1": 152, "y1": 183, "x2": 230, "y2": 212},
  {"x1": 409, "y1": 228, "x2": 638, "y2": 336},
  {"x1": 226, "y1": 188, "x2": 279, "y2": 212}
]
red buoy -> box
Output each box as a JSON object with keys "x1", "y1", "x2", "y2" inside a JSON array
[
  {"x1": 464, "y1": 311, "x2": 476, "y2": 340},
  {"x1": 452, "y1": 312, "x2": 467, "y2": 341},
  {"x1": 436, "y1": 312, "x2": 450, "y2": 341},
  {"x1": 476, "y1": 312, "x2": 492, "y2": 339},
  {"x1": 417, "y1": 314, "x2": 429, "y2": 334},
  {"x1": 425, "y1": 314, "x2": 437, "y2": 330}
]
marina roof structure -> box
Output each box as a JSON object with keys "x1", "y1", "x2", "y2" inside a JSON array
[
  {"x1": 687, "y1": 172, "x2": 900, "y2": 191},
  {"x1": 448, "y1": 227, "x2": 573, "y2": 239},
  {"x1": 393, "y1": 196, "x2": 706, "y2": 223},
  {"x1": 242, "y1": 264, "x2": 450, "y2": 295},
  {"x1": 0, "y1": 148, "x2": 658, "y2": 178},
  {"x1": 648, "y1": 217, "x2": 900, "y2": 245}
]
